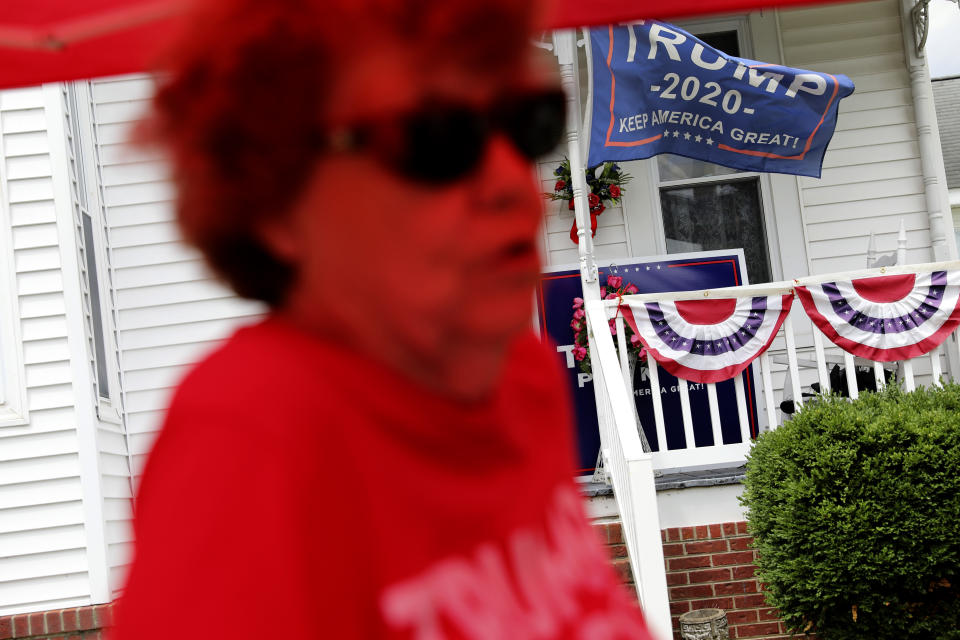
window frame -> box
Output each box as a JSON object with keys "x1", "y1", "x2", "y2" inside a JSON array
[
  {"x1": 638, "y1": 16, "x2": 785, "y2": 283},
  {"x1": 66, "y1": 81, "x2": 124, "y2": 426}
]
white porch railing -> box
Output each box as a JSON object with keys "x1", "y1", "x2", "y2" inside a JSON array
[
  {"x1": 586, "y1": 298, "x2": 672, "y2": 640},
  {"x1": 585, "y1": 260, "x2": 960, "y2": 639}
]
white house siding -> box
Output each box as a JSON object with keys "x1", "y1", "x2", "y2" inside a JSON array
[
  {"x1": 90, "y1": 75, "x2": 265, "y2": 485},
  {"x1": 0, "y1": 87, "x2": 93, "y2": 615},
  {"x1": 99, "y1": 423, "x2": 131, "y2": 597},
  {"x1": 780, "y1": 0, "x2": 934, "y2": 273}
]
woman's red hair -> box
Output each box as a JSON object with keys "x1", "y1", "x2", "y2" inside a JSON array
[{"x1": 142, "y1": 0, "x2": 539, "y2": 305}]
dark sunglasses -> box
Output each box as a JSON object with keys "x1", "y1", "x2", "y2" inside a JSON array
[{"x1": 318, "y1": 89, "x2": 567, "y2": 184}]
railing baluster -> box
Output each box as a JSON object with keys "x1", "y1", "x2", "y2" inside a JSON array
[
  {"x1": 615, "y1": 316, "x2": 630, "y2": 389},
  {"x1": 647, "y1": 353, "x2": 667, "y2": 452},
  {"x1": 843, "y1": 351, "x2": 859, "y2": 400},
  {"x1": 812, "y1": 325, "x2": 830, "y2": 393},
  {"x1": 931, "y1": 346, "x2": 943, "y2": 387},
  {"x1": 947, "y1": 333, "x2": 960, "y2": 383},
  {"x1": 759, "y1": 354, "x2": 778, "y2": 431},
  {"x1": 783, "y1": 315, "x2": 803, "y2": 410},
  {"x1": 706, "y1": 383, "x2": 723, "y2": 447},
  {"x1": 734, "y1": 373, "x2": 751, "y2": 442},
  {"x1": 873, "y1": 362, "x2": 885, "y2": 391},
  {"x1": 903, "y1": 359, "x2": 916, "y2": 392},
  {"x1": 955, "y1": 332, "x2": 960, "y2": 380},
  {"x1": 678, "y1": 378, "x2": 695, "y2": 449},
  {"x1": 592, "y1": 340, "x2": 612, "y2": 445}
]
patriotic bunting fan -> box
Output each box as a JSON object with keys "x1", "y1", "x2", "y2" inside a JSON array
[
  {"x1": 795, "y1": 270, "x2": 960, "y2": 362},
  {"x1": 621, "y1": 294, "x2": 794, "y2": 384}
]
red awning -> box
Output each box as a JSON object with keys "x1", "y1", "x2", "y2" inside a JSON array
[
  {"x1": 0, "y1": 0, "x2": 853, "y2": 89},
  {"x1": 0, "y1": 0, "x2": 191, "y2": 89}
]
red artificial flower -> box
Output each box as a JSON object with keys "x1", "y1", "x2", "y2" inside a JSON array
[
  {"x1": 607, "y1": 275, "x2": 623, "y2": 289},
  {"x1": 588, "y1": 193, "x2": 600, "y2": 208},
  {"x1": 609, "y1": 185, "x2": 621, "y2": 198},
  {"x1": 624, "y1": 283, "x2": 639, "y2": 294},
  {"x1": 555, "y1": 180, "x2": 566, "y2": 190}
]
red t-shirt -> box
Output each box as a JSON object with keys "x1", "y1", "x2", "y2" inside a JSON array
[{"x1": 111, "y1": 317, "x2": 653, "y2": 639}]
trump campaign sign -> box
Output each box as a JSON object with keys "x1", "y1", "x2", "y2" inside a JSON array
[{"x1": 588, "y1": 21, "x2": 854, "y2": 177}]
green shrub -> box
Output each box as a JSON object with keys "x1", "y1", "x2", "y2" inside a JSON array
[{"x1": 741, "y1": 384, "x2": 960, "y2": 639}]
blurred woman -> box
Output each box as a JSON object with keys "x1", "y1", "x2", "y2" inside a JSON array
[{"x1": 111, "y1": 1, "x2": 654, "y2": 637}]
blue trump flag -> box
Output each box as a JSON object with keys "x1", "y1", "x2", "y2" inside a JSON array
[{"x1": 588, "y1": 21, "x2": 855, "y2": 177}]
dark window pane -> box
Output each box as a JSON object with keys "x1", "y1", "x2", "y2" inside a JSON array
[
  {"x1": 82, "y1": 212, "x2": 110, "y2": 399},
  {"x1": 660, "y1": 179, "x2": 772, "y2": 283},
  {"x1": 697, "y1": 30, "x2": 740, "y2": 57}
]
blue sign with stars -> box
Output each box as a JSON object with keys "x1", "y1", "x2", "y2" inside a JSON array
[
  {"x1": 588, "y1": 21, "x2": 855, "y2": 178},
  {"x1": 536, "y1": 251, "x2": 760, "y2": 475}
]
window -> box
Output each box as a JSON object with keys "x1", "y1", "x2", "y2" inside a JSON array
[
  {"x1": 660, "y1": 179, "x2": 771, "y2": 282},
  {"x1": 80, "y1": 210, "x2": 111, "y2": 400},
  {"x1": 65, "y1": 82, "x2": 123, "y2": 423},
  {"x1": 655, "y1": 28, "x2": 774, "y2": 284}
]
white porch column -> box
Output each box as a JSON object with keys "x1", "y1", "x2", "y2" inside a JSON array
[
  {"x1": 43, "y1": 83, "x2": 112, "y2": 603},
  {"x1": 900, "y1": 0, "x2": 958, "y2": 262},
  {"x1": 554, "y1": 30, "x2": 601, "y2": 299}
]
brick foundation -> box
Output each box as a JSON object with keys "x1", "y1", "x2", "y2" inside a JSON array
[
  {"x1": 661, "y1": 521, "x2": 800, "y2": 639},
  {"x1": 595, "y1": 518, "x2": 635, "y2": 587},
  {"x1": 0, "y1": 604, "x2": 112, "y2": 640},
  {"x1": 5, "y1": 524, "x2": 802, "y2": 640},
  {"x1": 597, "y1": 519, "x2": 808, "y2": 640}
]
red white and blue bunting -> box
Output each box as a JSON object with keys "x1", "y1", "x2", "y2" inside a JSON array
[
  {"x1": 795, "y1": 270, "x2": 960, "y2": 362},
  {"x1": 621, "y1": 294, "x2": 794, "y2": 384}
]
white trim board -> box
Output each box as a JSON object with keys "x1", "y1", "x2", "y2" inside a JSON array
[{"x1": 43, "y1": 82, "x2": 111, "y2": 604}]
